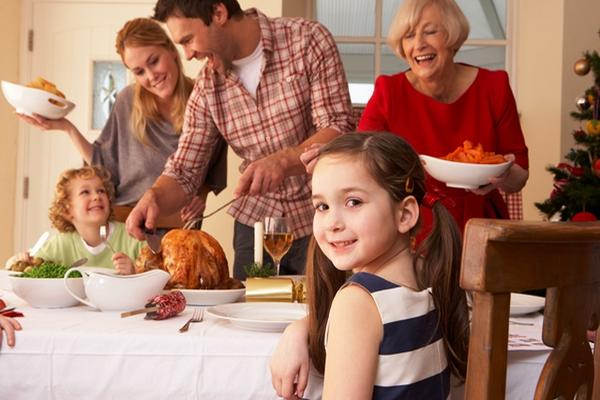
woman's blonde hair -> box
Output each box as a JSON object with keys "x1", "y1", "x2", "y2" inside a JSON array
[
  {"x1": 115, "y1": 18, "x2": 193, "y2": 145},
  {"x1": 388, "y1": 0, "x2": 469, "y2": 59},
  {"x1": 49, "y1": 166, "x2": 115, "y2": 233}
]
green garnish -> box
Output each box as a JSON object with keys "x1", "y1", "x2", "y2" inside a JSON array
[
  {"x1": 19, "y1": 262, "x2": 82, "y2": 279},
  {"x1": 244, "y1": 262, "x2": 276, "y2": 278}
]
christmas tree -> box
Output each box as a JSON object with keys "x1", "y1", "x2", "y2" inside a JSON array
[{"x1": 535, "y1": 29, "x2": 600, "y2": 222}]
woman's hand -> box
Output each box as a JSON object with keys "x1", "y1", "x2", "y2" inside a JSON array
[
  {"x1": 17, "y1": 113, "x2": 73, "y2": 132},
  {"x1": 180, "y1": 195, "x2": 207, "y2": 223},
  {"x1": 0, "y1": 316, "x2": 21, "y2": 348},
  {"x1": 470, "y1": 154, "x2": 529, "y2": 196},
  {"x1": 112, "y1": 252, "x2": 135, "y2": 275},
  {"x1": 270, "y1": 317, "x2": 310, "y2": 399}
]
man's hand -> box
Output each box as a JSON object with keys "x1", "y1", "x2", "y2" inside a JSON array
[
  {"x1": 234, "y1": 152, "x2": 290, "y2": 197},
  {"x1": 126, "y1": 189, "x2": 161, "y2": 240},
  {"x1": 299, "y1": 143, "x2": 322, "y2": 175}
]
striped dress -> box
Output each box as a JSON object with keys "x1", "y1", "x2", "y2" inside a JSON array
[{"x1": 326, "y1": 272, "x2": 450, "y2": 399}]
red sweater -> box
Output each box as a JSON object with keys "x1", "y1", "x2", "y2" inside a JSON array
[{"x1": 359, "y1": 67, "x2": 529, "y2": 233}]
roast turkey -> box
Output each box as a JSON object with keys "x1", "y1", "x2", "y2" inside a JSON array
[{"x1": 135, "y1": 229, "x2": 243, "y2": 290}]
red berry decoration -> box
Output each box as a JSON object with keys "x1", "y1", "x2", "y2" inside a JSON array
[
  {"x1": 573, "y1": 129, "x2": 587, "y2": 141},
  {"x1": 571, "y1": 212, "x2": 598, "y2": 222},
  {"x1": 594, "y1": 158, "x2": 600, "y2": 177}
]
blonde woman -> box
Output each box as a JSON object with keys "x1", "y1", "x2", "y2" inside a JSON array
[
  {"x1": 359, "y1": 0, "x2": 528, "y2": 236},
  {"x1": 19, "y1": 18, "x2": 227, "y2": 228}
]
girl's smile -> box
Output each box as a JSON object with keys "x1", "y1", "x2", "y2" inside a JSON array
[{"x1": 311, "y1": 154, "x2": 408, "y2": 275}]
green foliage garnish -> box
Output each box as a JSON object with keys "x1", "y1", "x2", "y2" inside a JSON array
[
  {"x1": 19, "y1": 262, "x2": 82, "y2": 279},
  {"x1": 244, "y1": 262, "x2": 276, "y2": 278}
]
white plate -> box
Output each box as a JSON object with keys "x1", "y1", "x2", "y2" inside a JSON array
[
  {"x1": 207, "y1": 302, "x2": 307, "y2": 332},
  {"x1": 510, "y1": 293, "x2": 545, "y2": 316},
  {"x1": 179, "y1": 288, "x2": 245, "y2": 306}
]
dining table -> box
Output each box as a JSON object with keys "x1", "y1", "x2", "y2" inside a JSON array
[{"x1": 0, "y1": 289, "x2": 551, "y2": 400}]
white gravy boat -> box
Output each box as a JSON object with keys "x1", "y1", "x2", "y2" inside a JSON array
[{"x1": 63, "y1": 267, "x2": 170, "y2": 311}]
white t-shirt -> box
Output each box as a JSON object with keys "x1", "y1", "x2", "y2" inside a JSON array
[{"x1": 231, "y1": 41, "x2": 264, "y2": 99}]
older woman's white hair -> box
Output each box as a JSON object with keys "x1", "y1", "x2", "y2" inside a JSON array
[{"x1": 388, "y1": 0, "x2": 470, "y2": 59}]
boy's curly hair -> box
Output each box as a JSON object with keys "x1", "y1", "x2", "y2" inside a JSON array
[{"x1": 49, "y1": 166, "x2": 115, "y2": 233}]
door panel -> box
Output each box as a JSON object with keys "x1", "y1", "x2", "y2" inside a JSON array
[{"x1": 19, "y1": 1, "x2": 154, "y2": 250}]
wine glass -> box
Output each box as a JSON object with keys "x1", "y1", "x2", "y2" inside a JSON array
[{"x1": 263, "y1": 217, "x2": 294, "y2": 276}]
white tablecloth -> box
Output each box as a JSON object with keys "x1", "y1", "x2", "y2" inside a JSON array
[{"x1": 0, "y1": 291, "x2": 550, "y2": 400}]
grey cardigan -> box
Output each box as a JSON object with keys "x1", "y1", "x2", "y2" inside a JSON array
[{"x1": 91, "y1": 85, "x2": 227, "y2": 205}]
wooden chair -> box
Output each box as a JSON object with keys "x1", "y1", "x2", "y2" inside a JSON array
[{"x1": 460, "y1": 219, "x2": 600, "y2": 399}]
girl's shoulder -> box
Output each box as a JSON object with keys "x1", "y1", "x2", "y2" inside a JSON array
[{"x1": 330, "y1": 282, "x2": 381, "y2": 328}]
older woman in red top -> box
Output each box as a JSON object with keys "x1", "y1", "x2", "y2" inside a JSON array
[{"x1": 359, "y1": 0, "x2": 528, "y2": 233}]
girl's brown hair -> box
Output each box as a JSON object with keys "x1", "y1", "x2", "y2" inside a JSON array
[
  {"x1": 307, "y1": 132, "x2": 469, "y2": 381},
  {"x1": 115, "y1": 18, "x2": 193, "y2": 145},
  {"x1": 49, "y1": 166, "x2": 115, "y2": 233}
]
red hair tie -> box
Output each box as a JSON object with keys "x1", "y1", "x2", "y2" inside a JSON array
[
  {"x1": 422, "y1": 192, "x2": 442, "y2": 208},
  {"x1": 422, "y1": 187, "x2": 455, "y2": 209}
]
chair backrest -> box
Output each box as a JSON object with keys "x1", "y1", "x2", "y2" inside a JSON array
[{"x1": 460, "y1": 219, "x2": 600, "y2": 400}]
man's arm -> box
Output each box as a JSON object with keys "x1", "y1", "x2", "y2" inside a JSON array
[
  {"x1": 125, "y1": 175, "x2": 189, "y2": 240},
  {"x1": 234, "y1": 127, "x2": 340, "y2": 197}
]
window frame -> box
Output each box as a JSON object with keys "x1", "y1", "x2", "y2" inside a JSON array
[{"x1": 308, "y1": 0, "x2": 517, "y2": 104}]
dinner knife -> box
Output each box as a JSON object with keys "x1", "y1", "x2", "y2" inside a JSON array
[{"x1": 143, "y1": 228, "x2": 161, "y2": 254}]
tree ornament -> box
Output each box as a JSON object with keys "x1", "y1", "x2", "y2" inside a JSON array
[
  {"x1": 576, "y1": 96, "x2": 591, "y2": 111},
  {"x1": 571, "y1": 211, "x2": 598, "y2": 222},
  {"x1": 573, "y1": 129, "x2": 587, "y2": 141},
  {"x1": 574, "y1": 58, "x2": 591, "y2": 76},
  {"x1": 593, "y1": 159, "x2": 600, "y2": 177},
  {"x1": 586, "y1": 119, "x2": 600, "y2": 135}
]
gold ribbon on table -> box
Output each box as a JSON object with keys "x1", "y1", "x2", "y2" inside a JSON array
[{"x1": 245, "y1": 277, "x2": 305, "y2": 303}]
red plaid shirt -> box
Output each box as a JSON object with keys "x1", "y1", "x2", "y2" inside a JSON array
[{"x1": 164, "y1": 9, "x2": 355, "y2": 238}]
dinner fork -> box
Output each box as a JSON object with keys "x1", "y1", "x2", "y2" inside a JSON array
[
  {"x1": 99, "y1": 225, "x2": 116, "y2": 254},
  {"x1": 179, "y1": 308, "x2": 204, "y2": 333},
  {"x1": 183, "y1": 198, "x2": 237, "y2": 230}
]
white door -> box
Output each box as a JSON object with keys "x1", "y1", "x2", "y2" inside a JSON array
[{"x1": 16, "y1": 0, "x2": 156, "y2": 251}]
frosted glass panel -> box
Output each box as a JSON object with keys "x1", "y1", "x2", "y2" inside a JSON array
[
  {"x1": 338, "y1": 43, "x2": 375, "y2": 84},
  {"x1": 382, "y1": 0, "x2": 506, "y2": 39},
  {"x1": 316, "y1": 0, "x2": 375, "y2": 36},
  {"x1": 455, "y1": 45, "x2": 506, "y2": 70}
]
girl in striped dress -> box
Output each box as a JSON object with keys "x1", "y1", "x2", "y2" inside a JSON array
[{"x1": 305, "y1": 132, "x2": 469, "y2": 399}]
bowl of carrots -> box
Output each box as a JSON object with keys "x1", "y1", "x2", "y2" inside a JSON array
[{"x1": 420, "y1": 141, "x2": 512, "y2": 189}]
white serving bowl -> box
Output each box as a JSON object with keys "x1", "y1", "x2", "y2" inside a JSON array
[
  {"x1": 9, "y1": 275, "x2": 84, "y2": 308},
  {"x1": 1, "y1": 80, "x2": 75, "y2": 120},
  {"x1": 420, "y1": 154, "x2": 512, "y2": 189},
  {"x1": 64, "y1": 267, "x2": 170, "y2": 311}
]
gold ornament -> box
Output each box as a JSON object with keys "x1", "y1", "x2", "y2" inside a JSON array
[
  {"x1": 574, "y1": 58, "x2": 591, "y2": 76},
  {"x1": 586, "y1": 119, "x2": 600, "y2": 135}
]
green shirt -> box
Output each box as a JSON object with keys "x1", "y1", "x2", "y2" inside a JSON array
[{"x1": 36, "y1": 222, "x2": 145, "y2": 269}]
